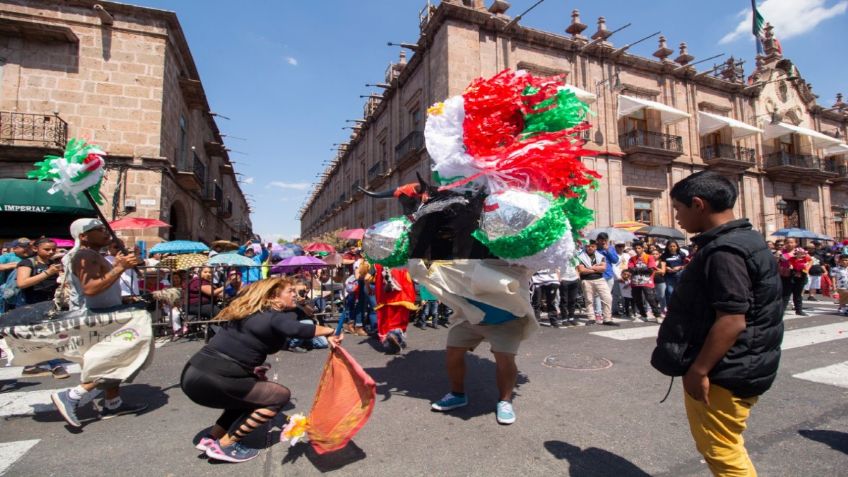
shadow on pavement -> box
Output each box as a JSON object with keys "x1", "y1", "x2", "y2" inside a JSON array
[
  {"x1": 798, "y1": 429, "x2": 848, "y2": 455},
  {"x1": 0, "y1": 380, "x2": 40, "y2": 393},
  {"x1": 364, "y1": 349, "x2": 528, "y2": 420},
  {"x1": 281, "y1": 440, "x2": 366, "y2": 471},
  {"x1": 544, "y1": 440, "x2": 651, "y2": 477},
  {"x1": 31, "y1": 383, "x2": 169, "y2": 429}
]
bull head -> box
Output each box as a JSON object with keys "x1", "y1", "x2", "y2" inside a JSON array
[{"x1": 361, "y1": 172, "x2": 494, "y2": 260}]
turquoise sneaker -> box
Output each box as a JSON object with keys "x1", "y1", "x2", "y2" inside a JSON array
[
  {"x1": 431, "y1": 392, "x2": 468, "y2": 411},
  {"x1": 496, "y1": 400, "x2": 516, "y2": 425}
]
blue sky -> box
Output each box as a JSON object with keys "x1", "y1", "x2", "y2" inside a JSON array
[{"x1": 128, "y1": 0, "x2": 848, "y2": 242}]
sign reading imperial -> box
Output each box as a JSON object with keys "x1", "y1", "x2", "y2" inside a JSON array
[{"x1": 3, "y1": 205, "x2": 52, "y2": 213}]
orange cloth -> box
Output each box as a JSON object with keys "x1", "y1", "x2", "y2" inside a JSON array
[{"x1": 306, "y1": 347, "x2": 376, "y2": 454}]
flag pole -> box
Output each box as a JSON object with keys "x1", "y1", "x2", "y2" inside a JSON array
[{"x1": 81, "y1": 189, "x2": 130, "y2": 255}]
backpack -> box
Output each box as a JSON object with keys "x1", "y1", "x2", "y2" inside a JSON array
[{"x1": 0, "y1": 269, "x2": 23, "y2": 311}]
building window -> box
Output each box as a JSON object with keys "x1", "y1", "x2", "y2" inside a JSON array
[
  {"x1": 634, "y1": 199, "x2": 653, "y2": 225},
  {"x1": 380, "y1": 137, "x2": 388, "y2": 164},
  {"x1": 410, "y1": 106, "x2": 422, "y2": 132},
  {"x1": 621, "y1": 111, "x2": 646, "y2": 133},
  {"x1": 781, "y1": 199, "x2": 802, "y2": 228},
  {"x1": 777, "y1": 134, "x2": 795, "y2": 154}
]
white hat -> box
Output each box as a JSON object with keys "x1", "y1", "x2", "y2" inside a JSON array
[{"x1": 69, "y1": 218, "x2": 103, "y2": 238}]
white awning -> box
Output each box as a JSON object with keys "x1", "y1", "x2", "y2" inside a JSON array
[
  {"x1": 763, "y1": 122, "x2": 842, "y2": 148},
  {"x1": 697, "y1": 111, "x2": 763, "y2": 139},
  {"x1": 558, "y1": 84, "x2": 597, "y2": 104},
  {"x1": 825, "y1": 143, "x2": 848, "y2": 156},
  {"x1": 617, "y1": 95, "x2": 690, "y2": 125}
]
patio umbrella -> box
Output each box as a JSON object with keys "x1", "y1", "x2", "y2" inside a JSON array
[
  {"x1": 271, "y1": 255, "x2": 328, "y2": 274},
  {"x1": 771, "y1": 228, "x2": 820, "y2": 239},
  {"x1": 149, "y1": 240, "x2": 209, "y2": 255},
  {"x1": 50, "y1": 238, "x2": 75, "y2": 248},
  {"x1": 613, "y1": 221, "x2": 646, "y2": 232},
  {"x1": 585, "y1": 227, "x2": 637, "y2": 243},
  {"x1": 211, "y1": 240, "x2": 239, "y2": 252},
  {"x1": 304, "y1": 242, "x2": 335, "y2": 253},
  {"x1": 208, "y1": 252, "x2": 257, "y2": 267},
  {"x1": 158, "y1": 253, "x2": 208, "y2": 271},
  {"x1": 338, "y1": 228, "x2": 366, "y2": 240},
  {"x1": 635, "y1": 225, "x2": 685, "y2": 240},
  {"x1": 109, "y1": 217, "x2": 171, "y2": 230}
]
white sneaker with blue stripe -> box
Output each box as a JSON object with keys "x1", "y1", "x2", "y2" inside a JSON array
[
  {"x1": 496, "y1": 400, "x2": 516, "y2": 424},
  {"x1": 431, "y1": 392, "x2": 468, "y2": 411}
]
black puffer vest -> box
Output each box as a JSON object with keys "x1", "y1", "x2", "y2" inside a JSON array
[{"x1": 651, "y1": 219, "x2": 784, "y2": 398}]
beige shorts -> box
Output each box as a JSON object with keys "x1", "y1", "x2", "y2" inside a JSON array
[{"x1": 446, "y1": 317, "x2": 529, "y2": 355}]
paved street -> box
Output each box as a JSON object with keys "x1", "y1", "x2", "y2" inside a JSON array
[{"x1": 2, "y1": 302, "x2": 847, "y2": 476}]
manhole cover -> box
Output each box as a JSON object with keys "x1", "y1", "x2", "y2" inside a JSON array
[{"x1": 542, "y1": 353, "x2": 613, "y2": 371}]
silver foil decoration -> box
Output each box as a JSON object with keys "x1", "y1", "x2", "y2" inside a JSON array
[
  {"x1": 363, "y1": 219, "x2": 410, "y2": 261},
  {"x1": 479, "y1": 189, "x2": 551, "y2": 240}
]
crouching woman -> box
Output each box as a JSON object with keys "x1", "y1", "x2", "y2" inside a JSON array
[{"x1": 180, "y1": 277, "x2": 342, "y2": 463}]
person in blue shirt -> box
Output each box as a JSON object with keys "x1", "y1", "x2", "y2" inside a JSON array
[
  {"x1": 0, "y1": 238, "x2": 31, "y2": 284},
  {"x1": 237, "y1": 240, "x2": 268, "y2": 284},
  {"x1": 595, "y1": 233, "x2": 621, "y2": 316}
]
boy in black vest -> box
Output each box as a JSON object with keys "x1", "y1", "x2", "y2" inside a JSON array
[{"x1": 652, "y1": 171, "x2": 783, "y2": 476}]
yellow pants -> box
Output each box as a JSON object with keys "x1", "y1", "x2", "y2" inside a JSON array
[{"x1": 684, "y1": 384, "x2": 759, "y2": 477}]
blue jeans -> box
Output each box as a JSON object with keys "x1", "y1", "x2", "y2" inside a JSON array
[
  {"x1": 421, "y1": 300, "x2": 438, "y2": 318},
  {"x1": 655, "y1": 282, "x2": 667, "y2": 311},
  {"x1": 288, "y1": 319, "x2": 328, "y2": 349},
  {"x1": 665, "y1": 273, "x2": 680, "y2": 303}
]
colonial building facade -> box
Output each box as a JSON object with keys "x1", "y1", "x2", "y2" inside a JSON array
[
  {"x1": 0, "y1": 0, "x2": 252, "y2": 244},
  {"x1": 300, "y1": 0, "x2": 848, "y2": 242}
]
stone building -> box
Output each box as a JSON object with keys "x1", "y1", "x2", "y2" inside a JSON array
[
  {"x1": 299, "y1": 0, "x2": 848, "y2": 242},
  {"x1": 0, "y1": 0, "x2": 252, "y2": 244}
]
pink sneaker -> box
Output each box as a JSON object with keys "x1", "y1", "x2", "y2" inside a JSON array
[{"x1": 195, "y1": 436, "x2": 215, "y2": 451}]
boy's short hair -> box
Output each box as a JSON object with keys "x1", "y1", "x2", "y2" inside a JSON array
[{"x1": 670, "y1": 170, "x2": 737, "y2": 212}]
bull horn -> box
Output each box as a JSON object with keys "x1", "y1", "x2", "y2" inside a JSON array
[
  {"x1": 416, "y1": 171, "x2": 429, "y2": 190},
  {"x1": 358, "y1": 186, "x2": 395, "y2": 198}
]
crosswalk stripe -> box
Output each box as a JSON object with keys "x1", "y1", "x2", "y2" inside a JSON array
[
  {"x1": 0, "y1": 439, "x2": 39, "y2": 476},
  {"x1": 782, "y1": 322, "x2": 848, "y2": 350},
  {"x1": 0, "y1": 363, "x2": 82, "y2": 381},
  {"x1": 0, "y1": 388, "x2": 98, "y2": 418},
  {"x1": 792, "y1": 361, "x2": 848, "y2": 388},
  {"x1": 590, "y1": 325, "x2": 658, "y2": 340}
]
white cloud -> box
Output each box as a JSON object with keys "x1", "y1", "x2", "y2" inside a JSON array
[
  {"x1": 241, "y1": 176, "x2": 254, "y2": 185},
  {"x1": 285, "y1": 56, "x2": 298, "y2": 66},
  {"x1": 720, "y1": 0, "x2": 848, "y2": 44},
  {"x1": 268, "y1": 181, "x2": 310, "y2": 190}
]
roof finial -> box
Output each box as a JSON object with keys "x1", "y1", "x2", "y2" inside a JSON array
[
  {"x1": 565, "y1": 9, "x2": 587, "y2": 39},
  {"x1": 675, "y1": 42, "x2": 694, "y2": 66},
  {"x1": 653, "y1": 35, "x2": 673, "y2": 62}
]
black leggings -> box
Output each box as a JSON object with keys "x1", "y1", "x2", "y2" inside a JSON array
[
  {"x1": 188, "y1": 303, "x2": 221, "y2": 320},
  {"x1": 181, "y1": 349, "x2": 290, "y2": 439},
  {"x1": 781, "y1": 274, "x2": 806, "y2": 313}
]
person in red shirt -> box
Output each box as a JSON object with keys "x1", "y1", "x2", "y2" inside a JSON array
[
  {"x1": 786, "y1": 247, "x2": 812, "y2": 316},
  {"x1": 627, "y1": 241, "x2": 663, "y2": 321}
]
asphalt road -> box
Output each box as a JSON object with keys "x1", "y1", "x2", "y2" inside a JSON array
[{"x1": 2, "y1": 301, "x2": 847, "y2": 476}]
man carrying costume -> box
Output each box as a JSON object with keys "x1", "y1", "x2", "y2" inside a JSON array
[
  {"x1": 358, "y1": 70, "x2": 600, "y2": 425},
  {"x1": 51, "y1": 218, "x2": 149, "y2": 428}
]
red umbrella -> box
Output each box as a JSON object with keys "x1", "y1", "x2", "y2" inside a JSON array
[
  {"x1": 338, "y1": 228, "x2": 366, "y2": 240},
  {"x1": 109, "y1": 217, "x2": 171, "y2": 230},
  {"x1": 304, "y1": 242, "x2": 335, "y2": 253}
]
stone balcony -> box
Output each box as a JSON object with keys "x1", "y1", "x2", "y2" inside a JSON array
[
  {"x1": 701, "y1": 144, "x2": 757, "y2": 173},
  {"x1": 830, "y1": 164, "x2": 848, "y2": 189},
  {"x1": 618, "y1": 130, "x2": 683, "y2": 167},
  {"x1": 763, "y1": 151, "x2": 836, "y2": 183}
]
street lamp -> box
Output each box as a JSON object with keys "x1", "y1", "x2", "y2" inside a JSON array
[{"x1": 776, "y1": 199, "x2": 788, "y2": 214}]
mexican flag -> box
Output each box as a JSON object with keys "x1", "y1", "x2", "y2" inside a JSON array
[{"x1": 751, "y1": 0, "x2": 764, "y2": 54}]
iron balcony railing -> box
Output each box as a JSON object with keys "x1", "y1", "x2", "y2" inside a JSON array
[
  {"x1": 764, "y1": 151, "x2": 824, "y2": 170},
  {"x1": 193, "y1": 155, "x2": 206, "y2": 183},
  {"x1": 0, "y1": 111, "x2": 68, "y2": 148},
  {"x1": 619, "y1": 130, "x2": 683, "y2": 154},
  {"x1": 395, "y1": 130, "x2": 425, "y2": 163},
  {"x1": 701, "y1": 144, "x2": 757, "y2": 163},
  {"x1": 367, "y1": 161, "x2": 386, "y2": 182}
]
